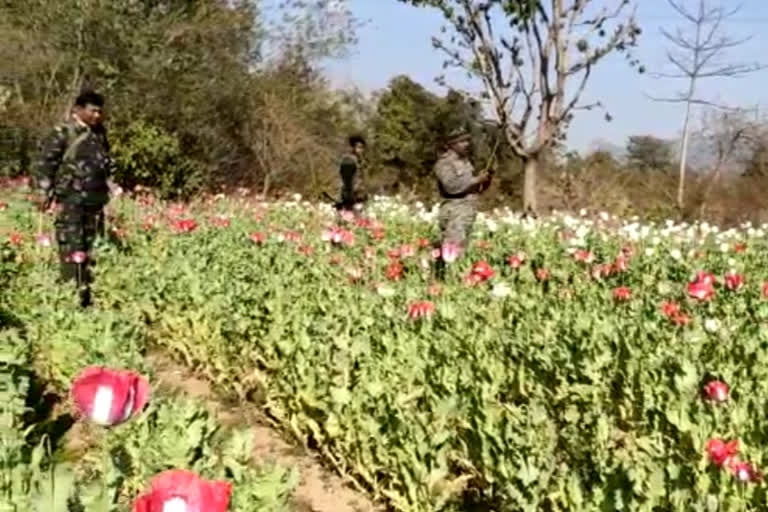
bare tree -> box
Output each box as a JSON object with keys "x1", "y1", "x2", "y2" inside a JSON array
[
  {"x1": 649, "y1": 0, "x2": 765, "y2": 212},
  {"x1": 396, "y1": 0, "x2": 643, "y2": 214},
  {"x1": 693, "y1": 107, "x2": 759, "y2": 216}
]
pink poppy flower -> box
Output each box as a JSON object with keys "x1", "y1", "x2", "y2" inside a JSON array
[
  {"x1": 36, "y1": 234, "x2": 52, "y2": 247},
  {"x1": 132, "y1": 470, "x2": 232, "y2": 512},
  {"x1": 69, "y1": 251, "x2": 88, "y2": 264},
  {"x1": 507, "y1": 252, "x2": 526, "y2": 269},
  {"x1": 71, "y1": 367, "x2": 150, "y2": 426},
  {"x1": 440, "y1": 242, "x2": 461, "y2": 264}
]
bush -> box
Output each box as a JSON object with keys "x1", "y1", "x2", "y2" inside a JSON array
[{"x1": 110, "y1": 120, "x2": 205, "y2": 199}]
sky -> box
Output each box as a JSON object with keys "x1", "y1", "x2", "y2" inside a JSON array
[{"x1": 323, "y1": 0, "x2": 768, "y2": 154}]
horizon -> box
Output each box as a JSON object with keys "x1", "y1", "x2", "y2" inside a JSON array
[{"x1": 323, "y1": 0, "x2": 768, "y2": 154}]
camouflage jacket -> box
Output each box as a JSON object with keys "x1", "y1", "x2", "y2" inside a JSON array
[
  {"x1": 339, "y1": 153, "x2": 367, "y2": 203},
  {"x1": 434, "y1": 149, "x2": 478, "y2": 208},
  {"x1": 36, "y1": 118, "x2": 113, "y2": 207}
]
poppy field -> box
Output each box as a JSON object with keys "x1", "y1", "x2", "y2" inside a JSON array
[{"x1": 4, "y1": 176, "x2": 768, "y2": 511}]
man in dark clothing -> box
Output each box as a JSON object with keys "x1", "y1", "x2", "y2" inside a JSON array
[
  {"x1": 338, "y1": 134, "x2": 367, "y2": 213},
  {"x1": 36, "y1": 91, "x2": 116, "y2": 307}
]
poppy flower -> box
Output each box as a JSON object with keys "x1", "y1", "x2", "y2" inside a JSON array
[
  {"x1": 69, "y1": 251, "x2": 88, "y2": 264},
  {"x1": 71, "y1": 367, "x2": 150, "y2": 426},
  {"x1": 507, "y1": 252, "x2": 526, "y2": 269},
  {"x1": 8, "y1": 232, "x2": 23, "y2": 246},
  {"x1": 386, "y1": 261, "x2": 403, "y2": 281},
  {"x1": 132, "y1": 470, "x2": 232, "y2": 512},
  {"x1": 730, "y1": 461, "x2": 761, "y2": 483},
  {"x1": 703, "y1": 380, "x2": 729, "y2": 403},
  {"x1": 408, "y1": 301, "x2": 435, "y2": 319},
  {"x1": 399, "y1": 244, "x2": 415, "y2": 258},
  {"x1": 36, "y1": 234, "x2": 52, "y2": 247},
  {"x1": 249, "y1": 232, "x2": 265, "y2": 244},
  {"x1": 688, "y1": 277, "x2": 714, "y2": 301},
  {"x1": 613, "y1": 286, "x2": 631, "y2": 301},
  {"x1": 706, "y1": 439, "x2": 739, "y2": 467},
  {"x1": 573, "y1": 249, "x2": 594, "y2": 263},
  {"x1": 172, "y1": 219, "x2": 197, "y2": 234},
  {"x1": 469, "y1": 261, "x2": 495, "y2": 281},
  {"x1": 0, "y1": 201, "x2": 7, "y2": 211},
  {"x1": 440, "y1": 243, "x2": 461, "y2": 264},
  {"x1": 724, "y1": 272, "x2": 744, "y2": 291}
]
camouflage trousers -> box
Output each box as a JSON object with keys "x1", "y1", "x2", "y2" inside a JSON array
[
  {"x1": 438, "y1": 200, "x2": 477, "y2": 249},
  {"x1": 434, "y1": 200, "x2": 477, "y2": 281},
  {"x1": 54, "y1": 203, "x2": 105, "y2": 305}
]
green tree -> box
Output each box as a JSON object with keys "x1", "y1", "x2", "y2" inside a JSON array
[{"x1": 626, "y1": 135, "x2": 674, "y2": 170}]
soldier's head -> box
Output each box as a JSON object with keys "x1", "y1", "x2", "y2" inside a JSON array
[
  {"x1": 445, "y1": 129, "x2": 471, "y2": 157},
  {"x1": 348, "y1": 134, "x2": 366, "y2": 157},
  {"x1": 73, "y1": 91, "x2": 105, "y2": 128}
]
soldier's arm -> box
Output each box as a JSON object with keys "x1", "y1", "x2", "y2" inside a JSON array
[
  {"x1": 435, "y1": 159, "x2": 486, "y2": 196},
  {"x1": 35, "y1": 126, "x2": 68, "y2": 206}
]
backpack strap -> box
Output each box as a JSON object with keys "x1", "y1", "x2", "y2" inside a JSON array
[{"x1": 62, "y1": 124, "x2": 90, "y2": 164}]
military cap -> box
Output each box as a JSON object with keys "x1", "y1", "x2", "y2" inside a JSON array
[{"x1": 445, "y1": 128, "x2": 471, "y2": 145}]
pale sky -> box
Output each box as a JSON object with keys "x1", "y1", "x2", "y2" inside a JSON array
[{"x1": 323, "y1": 0, "x2": 768, "y2": 153}]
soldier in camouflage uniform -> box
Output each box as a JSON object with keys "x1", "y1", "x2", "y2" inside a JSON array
[
  {"x1": 434, "y1": 128, "x2": 492, "y2": 256},
  {"x1": 338, "y1": 134, "x2": 368, "y2": 214},
  {"x1": 36, "y1": 91, "x2": 116, "y2": 307}
]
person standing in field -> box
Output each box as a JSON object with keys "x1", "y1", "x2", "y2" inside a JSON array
[
  {"x1": 433, "y1": 128, "x2": 492, "y2": 262},
  {"x1": 337, "y1": 134, "x2": 368, "y2": 214},
  {"x1": 35, "y1": 91, "x2": 119, "y2": 307}
]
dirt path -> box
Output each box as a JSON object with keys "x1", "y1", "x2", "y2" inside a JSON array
[{"x1": 146, "y1": 352, "x2": 382, "y2": 512}]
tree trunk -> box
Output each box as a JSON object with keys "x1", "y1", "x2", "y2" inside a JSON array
[
  {"x1": 677, "y1": 97, "x2": 693, "y2": 213},
  {"x1": 522, "y1": 156, "x2": 538, "y2": 214}
]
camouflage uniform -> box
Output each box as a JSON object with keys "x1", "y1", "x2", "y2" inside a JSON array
[
  {"x1": 338, "y1": 153, "x2": 367, "y2": 212},
  {"x1": 434, "y1": 149, "x2": 479, "y2": 249},
  {"x1": 36, "y1": 116, "x2": 113, "y2": 301}
]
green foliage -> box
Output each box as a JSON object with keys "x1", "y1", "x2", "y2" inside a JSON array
[
  {"x1": 371, "y1": 75, "x2": 498, "y2": 188},
  {"x1": 111, "y1": 121, "x2": 204, "y2": 199},
  {"x1": 626, "y1": 135, "x2": 674, "y2": 171}
]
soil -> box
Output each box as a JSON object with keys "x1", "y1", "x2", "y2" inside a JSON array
[{"x1": 145, "y1": 352, "x2": 382, "y2": 512}]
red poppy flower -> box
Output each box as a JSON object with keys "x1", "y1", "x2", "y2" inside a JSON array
[
  {"x1": 724, "y1": 272, "x2": 744, "y2": 291},
  {"x1": 733, "y1": 243, "x2": 746, "y2": 253},
  {"x1": 613, "y1": 286, "x2": 631, "y2": 301},
  {"x1": 386, "y1": 261, "x2": 403, "y2": 281},
  {"x1": 249, "y1": 232, "x2": 265, "y2": 244},
  {"x1": 71, "y1": 367, "x2": 150, "y2": 426},
  {"x1": 171, "y1": 219, "x2": 197, "y2": 234},
  {"x1": 469, "y1": 261, "x2": 495, "y2": 280},
  {"x1": 706, "y1": 439, "x2": 739, "y2": 467},
  {"x1": 407, "y1": 301, "x2": 435, "y2": 319},
  {"x1": 688, "y1": 278, "x2": 714, "y2": 301},
  {"x1": 535, "y1": 268, "x2": 549, "y2": 281},
  {"x1": 8, "y1": 232, "x2": 23, "y2": 246},
  {"x1": 703, "y1": 380, "x2": 729, "y2": 403},
  {"x1": 132, "y1": 470, "x2": 232, "y2": 512}
]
